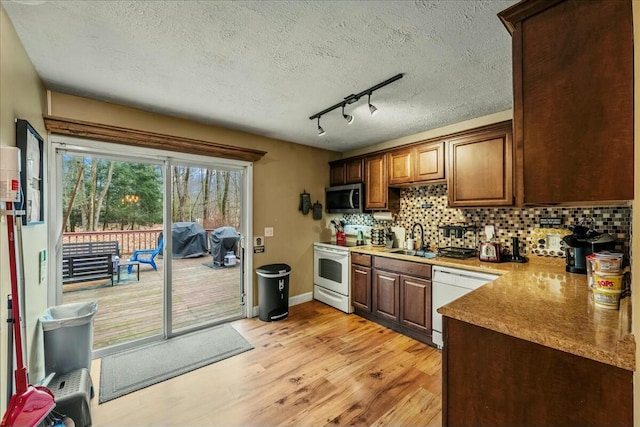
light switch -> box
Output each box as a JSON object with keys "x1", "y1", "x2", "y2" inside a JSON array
[{"x1": 264, "y1": 227, "x2": 274, "y2": 237}]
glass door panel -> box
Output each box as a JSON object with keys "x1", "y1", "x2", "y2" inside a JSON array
[
  {"x1": 170, "y1": 165, "x2": 244, "y2": 332},
  {"x1": 60, "y1": 153, "x2": 165, "y2": 350}
]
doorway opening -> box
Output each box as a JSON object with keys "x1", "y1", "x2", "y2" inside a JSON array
[{"x1": 50, "y1": 138, "x2": 253, "y2": 357}]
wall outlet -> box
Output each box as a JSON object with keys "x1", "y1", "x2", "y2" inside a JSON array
[{"x1": 264, "y1": 227, "x2": 274, "y2": 237}]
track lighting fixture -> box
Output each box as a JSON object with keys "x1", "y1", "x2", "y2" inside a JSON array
[
  {"x1": 342, "y1": 105, "x2": 354, "y2": 124},
  {"x1": 367, "y1": 93, "x2": 378, "y2": 117},
  {"x1": 317, "y1": 116, "x2": 326, "y2": 136},
  {"x1": 309, "y1": 73, "x2": 403, "y2": 136}
]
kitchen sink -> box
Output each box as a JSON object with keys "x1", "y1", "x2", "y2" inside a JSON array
[
  {"x1": 388, "y1": 248, "x2": 437, "y2": 258},
  {"x1": 389, "y1": 249, "x2": 416, "y2": 255}
]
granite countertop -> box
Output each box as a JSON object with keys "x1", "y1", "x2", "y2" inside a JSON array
[{"x1": 350, "y1": 245, "x2": 635, "y2": 371}]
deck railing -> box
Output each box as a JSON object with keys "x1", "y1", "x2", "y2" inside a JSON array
[{"x1": 62, "y1": 229, "x2": 215, "y2": 256}]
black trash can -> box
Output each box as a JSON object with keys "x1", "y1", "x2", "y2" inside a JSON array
[{"x1": 256, "y1": 264, "x2": 291, "y2": 322}]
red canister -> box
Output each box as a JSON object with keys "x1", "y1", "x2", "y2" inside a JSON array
[{"x1": 336, "y1": 231, "x2": 346, "y2": 246}]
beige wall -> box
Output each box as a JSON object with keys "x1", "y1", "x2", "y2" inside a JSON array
[
  {"x1": 48, "y1": 92, "x2": 340, "y2": 303},
  {"x1": 0, "y1": 4, "x2": 49, "y2": 414}
]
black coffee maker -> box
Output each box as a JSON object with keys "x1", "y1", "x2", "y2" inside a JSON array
[{"x1": 562, "y1": 225, "x2": 615, "y2": 274}]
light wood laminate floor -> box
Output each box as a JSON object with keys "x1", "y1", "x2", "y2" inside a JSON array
[{"x1": 90, "y1": 300, "x2": 443, "y2": 426}]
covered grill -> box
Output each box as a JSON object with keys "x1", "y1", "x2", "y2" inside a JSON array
[{"x1": 160, "y1": 222, "x2": 209, "y2": 259}]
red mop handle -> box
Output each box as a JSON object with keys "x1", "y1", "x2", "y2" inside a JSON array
[{"x1": 5, "y1": 202, "x2": 28, "y2": 393}]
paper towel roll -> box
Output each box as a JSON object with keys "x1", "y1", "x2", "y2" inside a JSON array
[{"x1": 372, "y1": 211, "x2": 394, "y2": 221}]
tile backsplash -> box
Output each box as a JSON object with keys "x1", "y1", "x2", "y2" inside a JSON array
[{"x1": 344, "y1": 184, "x2": 632, "y2": 257}]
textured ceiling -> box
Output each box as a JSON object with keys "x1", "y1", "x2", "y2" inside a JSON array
[{"x1": 2, "y1": 0, "x2": 517, "y2": 152}]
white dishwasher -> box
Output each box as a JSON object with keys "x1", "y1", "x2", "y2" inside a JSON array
[{"x1": 432, "y1": 266, "x2": 499, "y2": 348}]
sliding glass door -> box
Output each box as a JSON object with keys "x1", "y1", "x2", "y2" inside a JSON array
[
  {"x1": 51, "y1": 140, "x2": 250, "y2": 357},
  {"x1": 58, "y1": 152, "x2": 165, "y2": 351},
  {"x1": 169, "y1": 164, "x2": 244, "y2": 333}
]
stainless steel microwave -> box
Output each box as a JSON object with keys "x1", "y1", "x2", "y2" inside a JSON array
[{"x1": 325, "y1": 183, "x2": 364, "y2": 214}]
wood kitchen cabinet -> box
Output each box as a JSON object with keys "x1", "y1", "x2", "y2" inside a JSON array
[
  {"x1": 387, "y1": 148, "x2": 413, "y2": 185},
  {"x1": 400, "y1": 275, "x2": 431, "y2": 334},
  {"x1": 329, "y1": 158, "x2": 363, "y2": 186},
  {"x1": 442, "y1": 317, "x2": 632, "y2": 426},
  {"x1": 388, "y1": 142, "x2": 445, "y2": 186},
  {"x1": 365, "y1": 154, "x2": 400, "y2": 210},
  {"x1": 498, "y1": 0, "x2": 633, "y2": 204},
  {"x1": 448, "y1": 122, "x2": 513, "y2": 207},
  {"x1": 414, "y1": 141, "x2": 445, "y2": 183},
  {"x1": 353, "y1": 254, "x2": 433, "y2": 345},
  {"x1": 373, "y1": 269, "x2": 400, "y2": 322},
  {"x1": 351, "y1": 253, "x2": 372, "y2": 312}
]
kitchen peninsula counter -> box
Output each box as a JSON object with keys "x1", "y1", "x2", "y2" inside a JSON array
[{"x1": 350, "y1": 246, "x2": 635, "y2": 371}]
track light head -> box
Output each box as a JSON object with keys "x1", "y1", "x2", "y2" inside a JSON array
[
  {"x1": 341, "y1": 104, "x2": 354, "y2": 124},
  {"x1": 317, "y1": 116, "x2": 326, "y2": 136},
  {"x1": 368, "y1": 93, "x2": 378, "y2": 117}
]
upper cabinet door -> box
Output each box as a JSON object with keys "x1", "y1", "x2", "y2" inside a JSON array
[
  {"x1": 365, "y1": 154, "x2": 388, "y2": 210},
  {"x1": 388, "y1": 142, "x2": 446, "y2": 187},
  {"x1": 388, "y1": 148, "x2": 413, "y2": 185},
  {"x1": 330, "y1": 159, "x2": 363, "y2": 186},
  {"x1": 499, "y1": 0, "x2": 633, "y2": 204},
  {"x1": 448, "y1": 124, "x2": 514, "y2": 207},
  {"x1": 415, "y1": 141, "x2": 445, "y2": 182},
  {"x1": 345, "y1": 158, "x2": 364, "y2": 184},
  {"x1": 329, "y1": 162, "x2": 346, "y2": 186}
]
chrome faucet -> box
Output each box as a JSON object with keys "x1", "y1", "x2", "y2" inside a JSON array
[{"x1": 412, "y1": 223, "x2": 426, "y2": 251}]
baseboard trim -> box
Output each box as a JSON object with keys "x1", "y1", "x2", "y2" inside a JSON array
[
  {"x1": 251, "y1": 292, "x2": 313, "y2": 317},
  {"x1": 290, "y1": 291, "x2": 313, "y2": 306}
]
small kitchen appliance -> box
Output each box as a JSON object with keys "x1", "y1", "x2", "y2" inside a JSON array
[
  {"x1": 437, "y1": 223, "x2": 477, "y2": 259},
  {"x1": 562, "y1": 224, "x2": 615, "y2": 274},
  {"x1": 506, "y1": 237, "x2": 527, "y2": 263},
  {"x1": 479, "y1": 225, "x2": 501, "y2": 262},
  {"x1": 325, "y1": 183, "x2": 364, "y2": 214},
  {"x1": 479, "y1": 241, "x2": 501, "y2": 262}
]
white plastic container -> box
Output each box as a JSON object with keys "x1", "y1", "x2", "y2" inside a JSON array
[
  {"x1": 224, "y1": 252, "x2": 236, "y2": 267},
  {"x1": 594, "y1": 252, "x2": 623, "y2": 273},
  {"x1": 406, "y1": 238, "x2": 414, "y2": 250},
  {"x1": 593, "y1": 288, "x2": 622, "y2": 310}
]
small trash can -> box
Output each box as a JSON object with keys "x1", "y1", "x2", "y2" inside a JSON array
[
  {"x1": 40, "y1": 302, "x2": 98, "y2": 376},
  {"x1": 256, "y1": 264, "x2": 291, "y2": 322}
]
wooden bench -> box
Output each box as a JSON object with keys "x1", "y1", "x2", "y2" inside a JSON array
[
  {"x1": 62, "y1": 241, "x2": 120, "y2": 286},
  {"x1": 62, "y1": 241, "x2": 120, "y2": 257}
]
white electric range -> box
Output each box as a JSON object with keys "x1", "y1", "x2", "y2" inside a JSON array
[{"x1": 313, "y1": 225, "x2": 370, "y2": 313}]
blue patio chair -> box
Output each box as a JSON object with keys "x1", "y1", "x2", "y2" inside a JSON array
[{"x1": 129, "y1": 237, "x2": 164, "y2": 272}]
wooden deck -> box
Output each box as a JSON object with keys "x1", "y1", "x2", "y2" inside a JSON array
[{"x1": 63, "y1": 256, "x2": 242, "y2": 349}]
